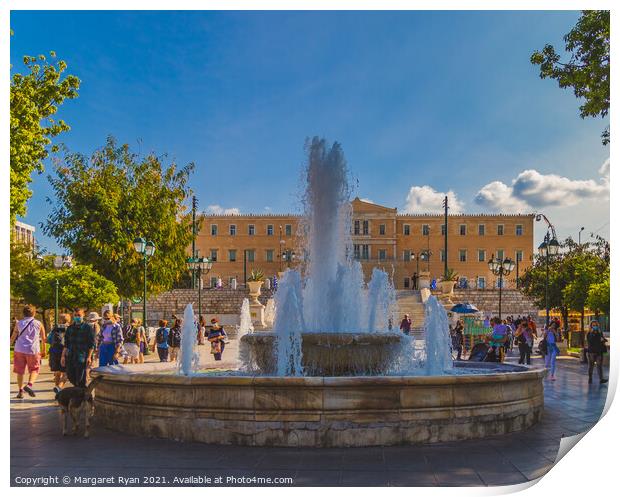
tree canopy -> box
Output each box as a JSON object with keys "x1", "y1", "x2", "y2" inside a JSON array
[
  {"x1": 43, "y1": 136, "x2": 197, "y2": 298},
  {"x1": 10, "y1": 49, "x2": 80, "y2": 225},
  {"x1": 14, "y1": 262, "x2": 119, "y2": 312},
  {"x1": 531, "y1": 10, "x2": 610, "y2": 144},
  {"x1": 520, "y1": 235, "x2": 609, "y2": 326}
]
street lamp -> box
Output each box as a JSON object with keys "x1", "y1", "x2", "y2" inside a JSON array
[
  {"x1": 186, "y1": 257, "x2": 213, "y2": 318},
  {"x1": 52, "y1": 255, "x2": 73, "y2": 327},
  {"x1": 578, "y1": 226, "x2": 585, "y2": 245},
  {"x1": 535, "y1": 213, "x2": 559, "y2": 327},
  {"x1": 487, "y1": 255, "x2": 515, "y2": 320},
  {"x1": 134, "y1": 237, "x2": 155, "y2": 328}
]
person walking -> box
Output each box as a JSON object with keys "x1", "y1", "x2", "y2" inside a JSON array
[
  {"x1": 452, "y1": 321, "x2": 464, "y2": 360},
  {"x1": 399, "y1": 314, "x2": 412, "y2": 336},
  {"x1": 515, "y1": 321, "x2": 533, "y2": 365},
  {"x1": 97, "y1": 310, "x2": 123, "y2": 367},
  {"x1": 154, "y1": 320, "x2": 170, "y2": 362},
  {"x1": 207, "y1": 318, "x2": 227, "y2": 361},
  {"x1": 412, "y1": 272, "x2": 418, "y2": 290},
  {"x1": 197, "y1": 316, "x2": 207, "y2": 346},
  {"x1": 586, "y1": 320, "x2": 608, "y2": 384},
  {"x1": 48, "y1": 312, "x2": 71, "y2": 394},
  {"x1": 62, "y1": 309, "x2": 96, "y2": 387},
  {"x1": 136, "y1": 319, "x2": 148, "y2": 364},
  {"x1": 122, "y1": 318, "x2": 141, "y2": 364},
  {"x1": 168, "y1": 317, "x2": 182, "y2": 362},
  {"x1": 10, "y1": 305, "x2": 44, "y2": 398},
  {"x1": 544, "y1": 322, "x2": 561, "y2": 381}
]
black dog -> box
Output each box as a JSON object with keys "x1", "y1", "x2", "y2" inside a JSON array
[{"x1": 55, "y1": 377, "x2": 102, "y2": 438}]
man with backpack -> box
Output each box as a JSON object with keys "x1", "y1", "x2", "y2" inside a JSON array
[
  {"x1": 154, "y1": 320, "x2": 170, "y2": 362},
  {"x1": 168, "y1": 317, "x2": 182, "y2": 362}
]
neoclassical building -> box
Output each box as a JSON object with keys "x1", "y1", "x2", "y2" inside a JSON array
[{"x1": 195, "y1": 198, "x2": 534, "y2": 290}]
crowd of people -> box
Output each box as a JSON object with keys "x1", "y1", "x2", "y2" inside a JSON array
[
  {"x1": 398, "y1": 311, "x2": 608, "y2": 384},
  {"x1": 10, "y1": 304, "x2": 229, "y2": 399}
]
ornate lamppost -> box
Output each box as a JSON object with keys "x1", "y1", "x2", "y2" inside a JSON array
[
  {"x1": 186, "y1": 257, "x2": 213, "y2": 318},
  {"x1": 283, "y1": 249, "x2": 296, "y2": 268},
  {"x1": 52, "y1": 255, "x2": 73, "y2": 327},
  {"x1": 133, "y1": 237, "x2": 155, "y2": 327},
  {"x1": 488, "y1": 255, "x2": 515, "y2": 320},
  {"x1": 536, "y1": 215, "x2": 560, "y2": 327}
]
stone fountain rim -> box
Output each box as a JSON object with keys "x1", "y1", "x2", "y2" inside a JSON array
[{"x1": 91, "y1": 362, "x2": 546, "y2": 386}]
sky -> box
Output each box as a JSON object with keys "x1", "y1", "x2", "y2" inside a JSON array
[{"x1": 10, "y1": 10, "x2": 610, "y2": 253}]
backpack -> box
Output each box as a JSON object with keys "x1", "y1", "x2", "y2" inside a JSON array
[
  {"x1": 156, "y1": 327, "x2": 166, "y2": 344},
  {"x1": 124, "y1": 325, "x2": 137, "y2": 343}
]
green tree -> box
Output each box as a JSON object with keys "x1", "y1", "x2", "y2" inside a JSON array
[
  {"x1": 10, "y1": 48, "x2": 80, "y2": 224},
  {"x1": 520, "y1": 236, "x2": 609, "y2": 329},
  {"x1": 586, "y1": 268, "x2": 610, "y2": 317},
  {"x1": 531, "y1": 10, "x2": 610, "y2": 144},
  {"x1": 43, "y1": 137, "x2": 196, "y2": 298},
  {"x1": 14, "y1": 263, "x2": 119, "y2": 312}
]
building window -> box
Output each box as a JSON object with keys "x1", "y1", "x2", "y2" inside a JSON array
[
  {"x1": 403, "y1": 224, "x2": 410, "y2": 236},
  {"x1": 353, "y1": 244, "x2": 361, "y2": 259},
  {"x1": 459, "y1": 224, "x2": 466, "y2": 236},
  {"x1": 210, "y1": 224, "x2": 218, "y2": 236},
  {"x1": 247, "y1": 250, "x2": 255, "y2": 262},
  {"x1": 362, "y1": 220, "x2": 369, "y2": 235},
  {"x1": 459, "y1": 249, "x2": 467, "y2": 262},
  {"x1": 229, "y1": 224, "x2": 236, "y2": 236},
  {"x1": 404, "y1": 277, "x2": 410, "y2": 289},
  {"x1": 354, "y1": 220, "x2": 360, "y2": 235},
  {"x1": 516, "y1": 224, "x2": 523, "y2": 236},
  {"x1": 497, "y1": 249, "x2": 504, "y2": 261},
  {"x1": 267, "y1": 224, "x2": 274, "y2": 236},
  {"x1": 478, "y1": 249, "x2": 486, "y2": 262},
  {"x1": 210, "y1": 249, "x2": 218, "y2": 262},
  {"x1": 441, "y1": 224, "x2": 446, "y2": 236},
  {"x1": 497, "y1": 224, "x2": 504, "y2": 236},
  {"x1": 403, "y1": 249, "x2": 411, "y2": 262},
  {"x1": 228, "y1": 250, "x2": 236, "y2": 262},
  {"x1": 478, "y1": 224, "x2": 485, "y2": 236},
  {"x1": 422, "y1": 224, "x2": 430, "y2": 236},
  {"x1": 285, "y1": 224, "x2": 292, "y2": 236},
  {"x1": 440, "y1": 249, "x2": 446, "y2": 262},
  {"x1": 361, "y1": 245, "x2": 370, "y2": 260},
  {"x1": 516, "y1": 250, "x2": 523, "y2": 262},
  {"x1": 266, "y1": 249, "x2": 274, "y2": 262},
  {"x1": 248, "y1": 224, "x2": 255, "y2": 236},
  {"x1": 378, "y1": 249, "x2": 387, "y2": 261},
  {"x1": 379, "y1": 224, "x2": 386, "y2": 235},
  {"x1": 477, "y1": 277, "x2": 486, "y2": 289},
  {"x1": 210, "y1": 276, "x2": 218, "y2": 288}
]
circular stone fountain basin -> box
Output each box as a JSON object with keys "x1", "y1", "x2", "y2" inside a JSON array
[
  {"x1": 91, "y1": 362, "x2": 545, "y2": 447},
  {"x1": 240, "y1": 331, "x2": 404, "y2": 376}
]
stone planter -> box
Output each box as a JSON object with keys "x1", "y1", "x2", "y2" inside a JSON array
[
  {"x1": 247, "y1": 281, "x2": 263, "y2": 304},
  {"x1": 439, "y1": 280, "x2": 455, "y2": 295}
]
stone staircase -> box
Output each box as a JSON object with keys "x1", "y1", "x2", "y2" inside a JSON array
[
  {"x1": 396, "y1": 290, "x2": 426, "y2": 338},
  {"x1": 450, "y1": 289, "x2": 543, "y2": 324}
]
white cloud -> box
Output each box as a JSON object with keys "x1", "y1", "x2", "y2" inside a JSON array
[
  {"x1": 403, "y1": 186, "x2": 464, "y2": 214},
  {"x1": 204, "y1": 204, "x2": 241, "y2": 215},
  {"x1": 360, "y1": 197, "x2": 374, "y2": 204},
  {"x1": 474, "y1": 159, "x2": 609, "y2": 212},
  {"x1": 474, "y1": 181, "x2": 531, "y2": 213}
]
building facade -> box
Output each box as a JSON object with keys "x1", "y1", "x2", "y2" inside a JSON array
[
  {"x1": 195, "y1": 198, "x2": 534, "y2": 290},
  {"x1": 13, "y1": 220, "x2": 36, "y2": 248}
]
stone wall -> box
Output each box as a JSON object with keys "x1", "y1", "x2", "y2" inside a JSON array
[
  {"x1": 124, "y1": 288, "x2": 274, "y2": 327},
  {"x1": 450, "y1": 289, "x2": 542, "y2": 322}
]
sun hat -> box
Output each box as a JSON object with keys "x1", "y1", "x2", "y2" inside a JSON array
[{"x1": 87, "y1": 311, "x2": 102, "y2": 322}]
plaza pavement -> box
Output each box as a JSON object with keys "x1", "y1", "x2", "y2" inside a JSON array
[{"x1": 10, "y1": 341, "x2": 609, "y2": 487}]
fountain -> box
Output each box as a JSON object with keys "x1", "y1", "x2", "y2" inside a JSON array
[{"x1": 91, "y1": 137, "x2": 545, "y2": 447}]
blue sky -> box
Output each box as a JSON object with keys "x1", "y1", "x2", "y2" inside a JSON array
[{"x1": 11, "y1": 10, "x2": 609, "y2": 253}]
